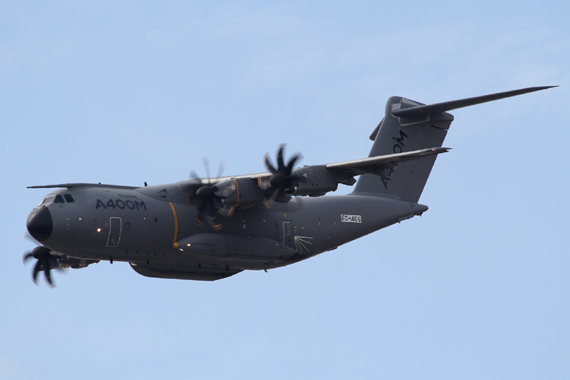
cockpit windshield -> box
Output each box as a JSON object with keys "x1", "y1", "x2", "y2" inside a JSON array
[
  {"x1": 55, "y1": 194, "x2": 75, "y2": 203},
  {"x1": 34, "y1": 196, "x2": 54, "y2": 210},
  {"x1": 33, "y1": 193, "x2": 75, "y2": 210}
]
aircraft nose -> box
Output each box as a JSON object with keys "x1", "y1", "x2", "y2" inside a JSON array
[{"x1": 27, "y1": 207, "x2": 53, "y2": 242}]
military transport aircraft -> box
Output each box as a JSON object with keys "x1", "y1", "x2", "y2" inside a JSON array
[{"x1": 24, "y1": 86, "x2": 554, "y2": 286}]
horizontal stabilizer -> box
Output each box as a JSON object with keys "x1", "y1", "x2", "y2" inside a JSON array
[{"x1": 392, "y1": 86, "x2": 557, "y2": 118}]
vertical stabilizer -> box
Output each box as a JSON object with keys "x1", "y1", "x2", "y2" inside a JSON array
[
  {"x1": 352, "y1": 96, "x2": 453, "y2": 202},
  {"x1": 353, "y1": 86, "x2": 555, "y2": 202}
]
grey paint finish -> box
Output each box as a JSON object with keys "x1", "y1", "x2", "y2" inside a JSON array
[{"x1": 24, "y1": 86, "x2": 554, "y2": 285}]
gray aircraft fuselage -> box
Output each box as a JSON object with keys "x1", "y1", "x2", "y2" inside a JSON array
[
  {"x1": 28, "y1": 182, "x2": 426, "y2": 280},
  {"x1": 25, "y1": 86, "x2": 554, "y2": 284}
]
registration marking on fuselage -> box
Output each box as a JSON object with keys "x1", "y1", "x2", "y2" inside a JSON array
[{"x1": 341, "y1": 214, "x2": 362, "y2": 223}]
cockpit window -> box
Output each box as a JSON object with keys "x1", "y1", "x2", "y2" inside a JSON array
[
  {"x1": 35, "y1": 196, "x2": 54, "y2": 209},
  {"x1": 64, "y1": 194, "x2": 75, "y2": 203},
  {"x1": 54, "y1": 195, "x2": 65, "y2": 204}
]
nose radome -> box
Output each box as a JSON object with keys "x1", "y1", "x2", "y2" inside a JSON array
[{"x1": 27, "y1": 207, "x2": 53, "y2": 242}]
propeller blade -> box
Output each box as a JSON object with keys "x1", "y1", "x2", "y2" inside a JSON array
[
  {"x1": 264, "y1": 145, "x2": 302, "y2": 202},
  {"x1": 190, "y1": 158, "x2": 228, "y2": 229},
  {"x1": 216, "y1": 161, "x2": 225, "y2": 180},
  {"x1": 189, "y1": 170, "x2": 201, "y2": 180},
  {"x1": 218, "y1": 205, "x2": 235, "y2": 217},
  {"x1": 197, "y1": 201, "x2": 208, "y2": 226},
  {"x1": 32, "y1": 260, "x2": 42, "y2": 284},
  {"x1": 23, "y1": 252, "x2": 34, "y2": 264},
  {"x1": 264, "y1": 153, "x2": 278, "y2": 174},
  {"x1": 44, "y1": 267, "x2": 55, "y2": 287},
  {"x1": 277, "y1": 146, "x2": 285, "y2": 171},
  {"x1": 24, "y1": 245, "x2": 63, "y2": 287},
  {"x1": 202, "y1": 157, "x2": 211, "y2": 181},
  {"x1": 285, "y1": 154, "x2": 301, "y2": 176},
  {"x1": 206, "y1": 215, "x2": 222, "y2": 230},
  {"x1": 262, "y1": 197, "x2": 275, "y2": 210},
  {"x1": 201, "y1": 201, "x2": 221, "y2": 230}
]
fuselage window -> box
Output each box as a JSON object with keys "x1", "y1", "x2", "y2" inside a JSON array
[
  {"x1": 64, "y1": 194, "x2": 75, "y2": 203},
  {"x1": 54, "y1": 195, "x2": 65, "y2": 204}
]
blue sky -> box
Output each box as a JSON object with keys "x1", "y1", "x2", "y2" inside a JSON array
[{"x1": 1, "y1": 1, "x2": 569, "y2": 379}]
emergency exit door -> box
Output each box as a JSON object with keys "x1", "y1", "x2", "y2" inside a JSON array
[{"x1": 106, "y1": 217, "x2": 122, "y2": 247}]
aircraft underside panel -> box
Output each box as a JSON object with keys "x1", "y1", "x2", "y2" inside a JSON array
[{"x1": 129, "y1": 262, "x2": 242, "y2": 281}]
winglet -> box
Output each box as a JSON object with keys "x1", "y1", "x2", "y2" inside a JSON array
[{"x1": 392, "y1": 86, "x2": 558, "y2": 118}]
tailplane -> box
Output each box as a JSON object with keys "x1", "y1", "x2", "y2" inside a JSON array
[{"x1": 352, "y1": 86, "x2": 556, "y2": 202}]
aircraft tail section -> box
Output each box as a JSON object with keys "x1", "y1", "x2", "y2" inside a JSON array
[
  {"x1": 352, "y1": 96, "x2": 452, "y2": 202},
  {"x1": 353, "y1": 86, "x2": 555, "y2": 202}
]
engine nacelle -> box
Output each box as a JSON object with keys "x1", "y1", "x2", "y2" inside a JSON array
[
  {"x1": 292, "y1": 165, "x2": 355, "y2": 197},
  {"x1": 215, "y1": 178, "x2": 265, "y2": 211}
]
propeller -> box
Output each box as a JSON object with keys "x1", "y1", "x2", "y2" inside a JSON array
[
  {"x1": 264, "y1": 145, "x2": 302, "y2": 203},
  {"x1": 23, "y1": 246, "x2": 61, "y2": 287},
  {"x1": 189, "y1": 158, "x2": 225, "y2": 230}
]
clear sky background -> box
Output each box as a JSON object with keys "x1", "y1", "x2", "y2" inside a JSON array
[{"x1": 1, "y1": 1, "x2": 569, "y2": 379}]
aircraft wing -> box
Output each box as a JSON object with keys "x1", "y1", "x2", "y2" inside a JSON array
[
  {"x1": 214, "y1": 147, "x2": 448, "y2": 180},
  {"x1": 202, "y1": 147, "x2": 449, "y2": 186}
]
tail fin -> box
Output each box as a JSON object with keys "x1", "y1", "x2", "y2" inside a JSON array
[
  {"x1": 352, "y1": 95, "x2": 452, "y2": 202},
  {"x1": 353, "y1": 86, "x2": 555, "y2": 202}
]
